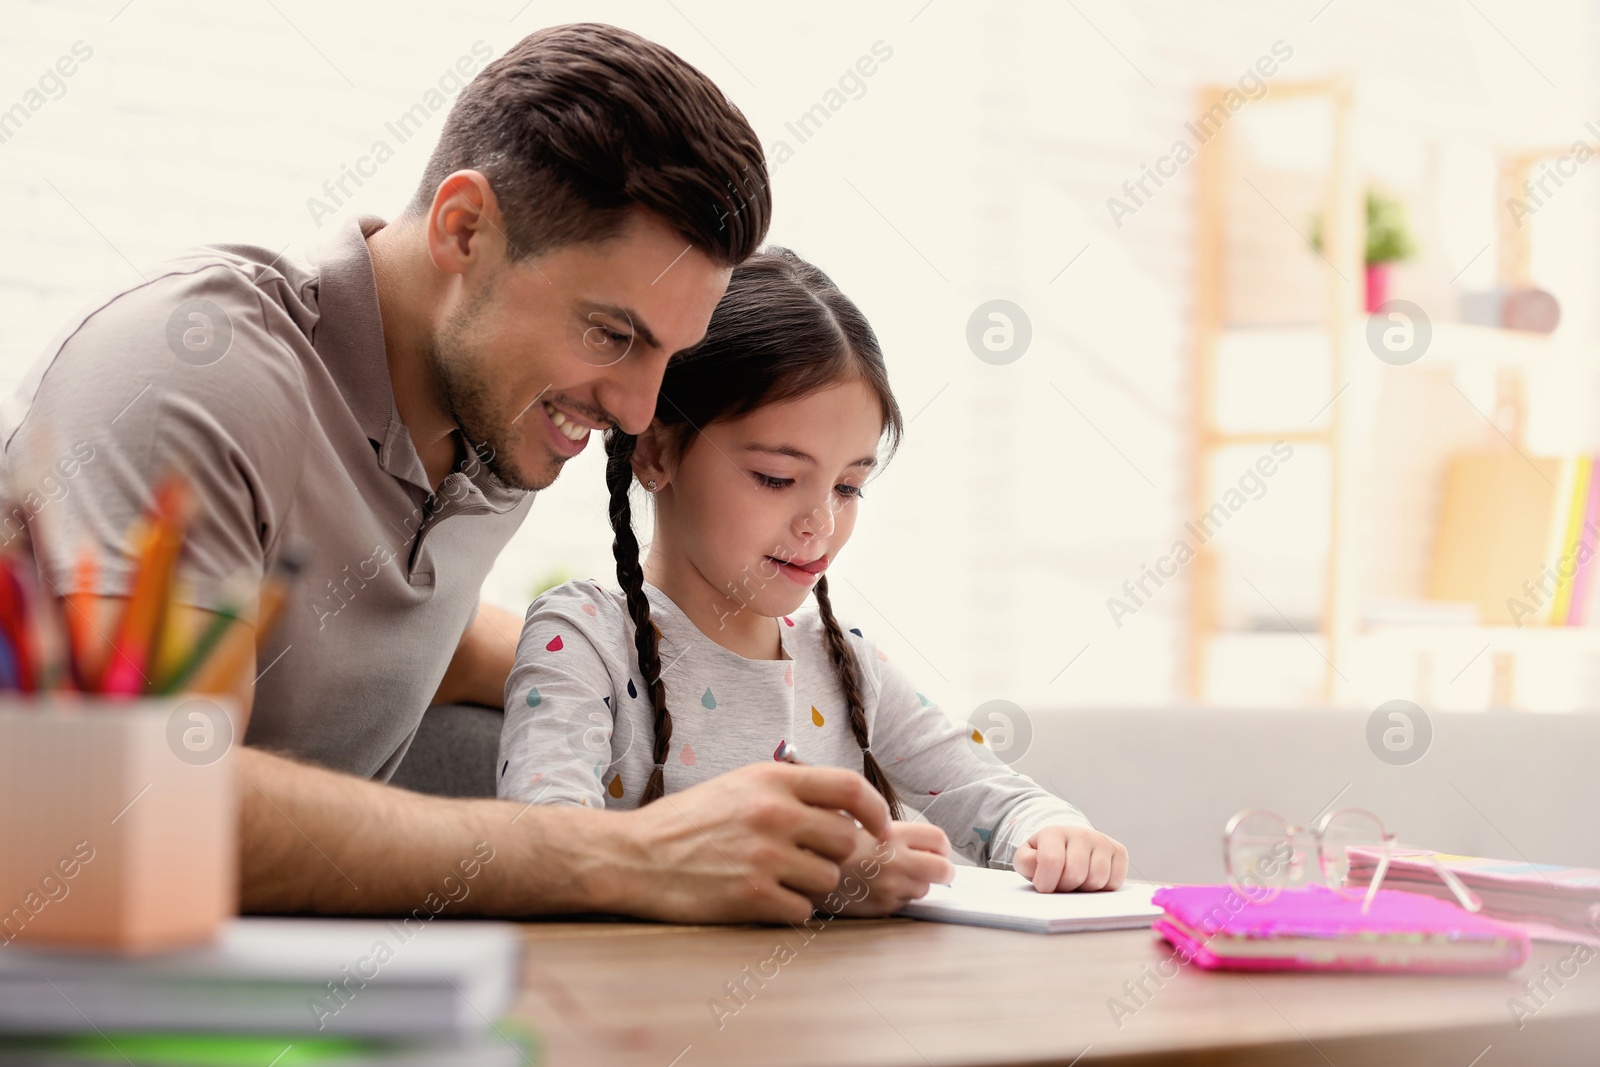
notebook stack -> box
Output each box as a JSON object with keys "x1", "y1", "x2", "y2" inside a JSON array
[
  {"x1": 1346, "y1": 847, "x2": 1600, "y2": 946},
  {"x1": 1429, "y1": 452, "x2": 1600, "y2": 626},
  {"x1": 1153, "y1": 884, "x2": 1530, "y2": 973},
  {"x1": 0, "y1": 918, "x2": 531, "y2": 1066}
]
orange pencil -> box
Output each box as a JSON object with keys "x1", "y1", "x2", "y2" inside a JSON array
[
  {"x1": 64, "y1": 549, "x2": 103, "y2": 691},
  {"x1": 101, "y1": 477, "x2": 192, "y2": 696}
]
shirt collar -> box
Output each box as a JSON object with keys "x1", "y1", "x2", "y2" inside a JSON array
[
  {"x1": 643, "y1": 582, "x2": 796, "y2": 664},
  {"x1": 311, "y1": 215, "x2": 528, "y2": 513},
  {"x1": 312, "y1": 215, "x2": 396, "y2": 448}
]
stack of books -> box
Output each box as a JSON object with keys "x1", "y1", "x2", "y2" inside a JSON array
[
  {"x1": 1429, "y1": 452, "x2": 1600, "y2": 626},
  {"x1": 0, "y1": 918, "x2": 531, "y2": 1065},
  {"x1": 1347, "y1": 848, "x2": 1600, "y2": 946},
  {"x1": 1153, "y1": 883, "x2": 1529, "y2": 973}
]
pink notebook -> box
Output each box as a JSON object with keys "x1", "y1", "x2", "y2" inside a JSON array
[{"x1": 1153, "y1": 884, "x2": 1530, "y2": 973}]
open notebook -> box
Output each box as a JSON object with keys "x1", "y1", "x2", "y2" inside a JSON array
[{"x1": 898, "y1": 866, "x2": 1164, "y2": 933}]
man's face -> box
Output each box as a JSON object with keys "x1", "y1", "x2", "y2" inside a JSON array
[{"x1": 430, "y1": 208, "x2": 731, "y2": 492}]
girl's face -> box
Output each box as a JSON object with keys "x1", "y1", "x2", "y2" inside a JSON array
[{"x1": 652, "y1": 377, "x2": 887, "y2": 621}]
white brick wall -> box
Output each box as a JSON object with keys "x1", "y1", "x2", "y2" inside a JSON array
[{"x1": 4, "y1": 0, "x2": 1594, "y2": 718}]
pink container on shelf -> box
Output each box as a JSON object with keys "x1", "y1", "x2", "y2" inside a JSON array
[{"x1": 1364, "y1": 261, "x2": 1391, "y2": 312}]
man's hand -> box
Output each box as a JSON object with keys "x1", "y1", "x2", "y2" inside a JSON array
[
  {"x1": 816, "y1": 820, "x2": 954, "y2": 918},
  {"x1": 1013, "y1": 825, "x2": 1129, "y2": 892},
  {"x1": 595, "y1": 762, "x2": 892, "y2": 925}
]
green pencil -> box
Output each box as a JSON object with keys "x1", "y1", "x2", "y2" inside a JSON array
[{"x1": 157, "y1": 601, "x2": 240, "y2": 695}]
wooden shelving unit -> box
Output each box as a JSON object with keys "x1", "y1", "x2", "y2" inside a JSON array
[
  {"x1": 1189, "y1": 79, "x2": 1600, "y2": 709},
  {"x1": 1189, "y1": 76, "x2": 1360, "y2": 704}
]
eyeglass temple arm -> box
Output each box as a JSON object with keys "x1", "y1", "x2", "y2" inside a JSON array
[
  {"x1": 1360, "y1": 850, "x2": 1482, "y2": 914},
  {"x1": 1359, "y1": 850, "x2": 1390, "y2": 915},
  {"x1": 1428, "y1": 856, "x2": 1482, "y2": 913}
]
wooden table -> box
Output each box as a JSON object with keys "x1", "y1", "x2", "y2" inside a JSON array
[{"x1": 508, "y1": 916, "x2": 1600, "y2": 1067}]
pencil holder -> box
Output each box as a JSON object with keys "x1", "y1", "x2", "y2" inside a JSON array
[{"x1": 0, "y1": 696, "x2": 238, "y2": 953}]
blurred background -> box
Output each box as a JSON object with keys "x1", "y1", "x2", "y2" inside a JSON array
[{"x1": 6, "y1": 0, "x2": 1600, "y2": 726}]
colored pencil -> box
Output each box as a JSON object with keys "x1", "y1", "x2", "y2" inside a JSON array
[
  {"x1": 0, "y1": 471, "x2": 302, "y2": 701},
  {"x1": 190, "y1": 549, "x2": 304, "y2": 696},
  {"x1": 63, "y1": 549, "x2": 102, "y2": 691},
  {"x1": 158, "y1": 599, "x2": 241, "y2": 695},
  {"x1": 100, "y1": 478, "x2": 192, "y2": 696},
  {"x1": 0, "y1": 558, "x2": 35, "y2": 692},
  {"x1": 26, "y1": 561, "x2": 70, "y2": 691},
  {"x1": 0, "y1": 632, "x2": 17, "y2": 691}
]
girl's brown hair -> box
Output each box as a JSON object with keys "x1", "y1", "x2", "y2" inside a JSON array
[{"x1": 604, "y1": 248, "x2": 904, "y2": 817}]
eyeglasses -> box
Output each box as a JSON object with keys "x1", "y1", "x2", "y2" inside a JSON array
[{"x1": 1223, "y1": 807, "x2": 1482, "y2": 915}]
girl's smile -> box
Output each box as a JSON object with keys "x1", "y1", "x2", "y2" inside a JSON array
[{"x1": 768, "y1": 553, "x2": 829, "y2": 585}]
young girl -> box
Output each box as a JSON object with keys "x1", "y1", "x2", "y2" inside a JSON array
[{"x1": 498, "y1": 249, "x2": 1127, "y2": 915}]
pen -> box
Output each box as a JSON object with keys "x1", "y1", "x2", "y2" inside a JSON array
[{"x1": 774, "y1": 739, "x2": 880, "y2": 837}]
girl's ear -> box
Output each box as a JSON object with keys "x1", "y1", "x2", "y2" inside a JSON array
[{"x1": 631, "y1": 423, "x2": 671, "y2": 490}]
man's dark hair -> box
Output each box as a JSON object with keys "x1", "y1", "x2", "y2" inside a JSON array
[{"x1": 407, "y1": 23, "x2": 769, "y2": 266}]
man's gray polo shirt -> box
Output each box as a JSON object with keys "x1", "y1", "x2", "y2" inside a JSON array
[{"x1": 0, "y1": 216, "x2": 533, "y2": 778}]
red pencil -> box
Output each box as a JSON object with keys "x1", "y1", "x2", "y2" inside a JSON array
[{"x1": 0, "y1": 557, "x2": 36, "y2": 692}]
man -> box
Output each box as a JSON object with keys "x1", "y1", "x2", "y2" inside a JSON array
[{"x1": 0, "y1": 23, "x2": 890, "y2": 923}]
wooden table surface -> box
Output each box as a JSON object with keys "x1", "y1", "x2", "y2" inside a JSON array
[{"x1": 507, "y1": 916, "x2": 1600, "y2": 1067}]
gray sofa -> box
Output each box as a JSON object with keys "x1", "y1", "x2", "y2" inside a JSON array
[
  {"x1": 394, "y1": 705, "x2": 1600, "y2": 884},
  {"x1": 1011, "y1": 708, "x2": 1600, "y2": 884}
]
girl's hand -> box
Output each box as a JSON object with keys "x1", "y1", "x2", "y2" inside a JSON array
[
  {"x1": 1014, "y1": 825, "x2": 1129, "y2": 893},
  {"x1": 816, "y1": 820, "x2": 955, "y2": 918}
]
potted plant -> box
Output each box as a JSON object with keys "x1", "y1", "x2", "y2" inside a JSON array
[
  {"x1": 1311, "y1": 190, "x2": 1417, "y2": 312},
  {"x1": 1363, "y1": 190, "x2": 1416, "y2": 312}
]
